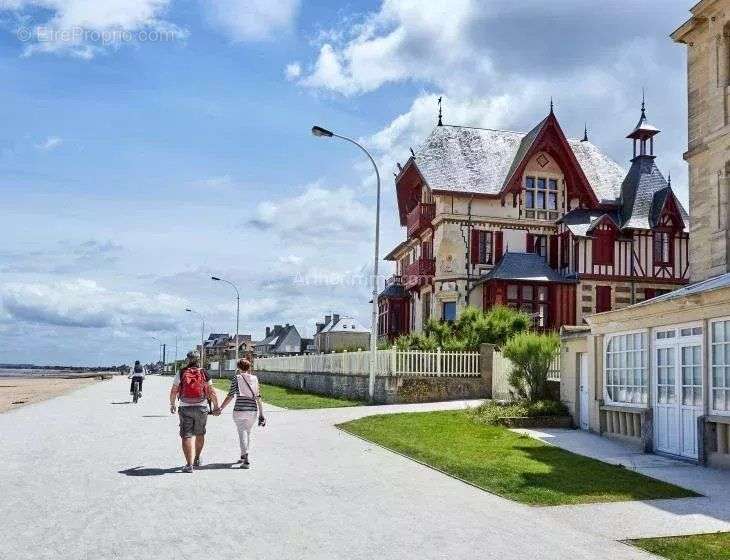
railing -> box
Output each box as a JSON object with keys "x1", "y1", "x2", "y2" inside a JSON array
[
  {"x1": 404, "y1": 257, "x2": 435, "y2": 290},
  {"x1": 255, "y1": 348, "x2": 481, "y2": 378},
  {"x1": 385, "y1": 275, "x2": 403, "y2": 288},
  {"x1": 547, "y1": 354, "x2": 561, "y2": 381},
  {"x1": 406, "y1": 202, "x2": 435, "y2": 237}
]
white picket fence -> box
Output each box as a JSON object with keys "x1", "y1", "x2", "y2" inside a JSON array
[{"x1": 254, "y1": 348, "x2": 481, "y2": 378}]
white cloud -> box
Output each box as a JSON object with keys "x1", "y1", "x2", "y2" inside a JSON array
[
  {"x1": 285, "y1": 62, "x2": 301, "y2": 80},
  {"x1": 202, "y1": 0, "x2": 300, "y2": 42},
  {"x1": 34, "y1": 136, "x2": 63, "y2": 150},
  {"x1": 1, "y1": 0, "x2": 186, "y2": 58},
  {"x1": 300, "y1": 0, "x2": 490, "y2": 96},
  {"x1": 1, "y1": 278, "x2": 187, "y2": 331},
  {"x1": 247, "y1": 183, "x2": 373, "y2": 243}
]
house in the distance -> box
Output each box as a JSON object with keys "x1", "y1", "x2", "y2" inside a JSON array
[
  {"x1": 254, "y1": 324, "x2": 303, "y2": 356},
  {"x1": 314, "y1": 314, "x2": 370, "y2": 353}
]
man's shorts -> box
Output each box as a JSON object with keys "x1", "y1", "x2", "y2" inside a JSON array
[{"x1": 178, "y1": 406, "x2": 208, "y2": 438}]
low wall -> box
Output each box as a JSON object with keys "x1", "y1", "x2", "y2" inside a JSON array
[{"x1": 256, "y1": 370, "x2": 490, "y2": 405}]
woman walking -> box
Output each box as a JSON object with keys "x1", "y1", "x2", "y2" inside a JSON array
[{"x1": 215, "y1": 359, "x2": 266, "y2": 469}]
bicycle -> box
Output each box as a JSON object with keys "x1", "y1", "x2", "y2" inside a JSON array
[{"x1": 132, "y1": 379, "x2": 141, "y2": 404}]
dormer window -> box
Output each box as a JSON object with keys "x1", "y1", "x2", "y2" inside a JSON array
[
  {"x1": 653, "y1": 231, "x2": 673, "y2": 266},
  {"x1": 524, "y1": 176, "x2": 559, "y2": 220}
]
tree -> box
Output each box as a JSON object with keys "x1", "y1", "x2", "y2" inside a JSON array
[{"x1": 503, "y1": 331, "x2": 560, "y2": 402}]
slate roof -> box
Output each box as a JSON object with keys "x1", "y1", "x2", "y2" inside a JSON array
[
  {"x1": 378, "y1": 281, "x2": 408, "y2": 299},
  {"x1": 560, "y1": 209, "x2": 621, "y2": 237},
  {"x1": 630, "y1": 272, "x2": 730, "y2": 308},
  {"x1": 324, "y1": 316, "x2": 370, "y2": 333},
  {"x1": 412, "y1": 123, "x2": 625, "y2": 203},
  {"x1": 619, "y1": 156, "x2": 688, "y2": 230},
  {"x1": 484, "y1": 252, "x2": 576, "y2": 283}
]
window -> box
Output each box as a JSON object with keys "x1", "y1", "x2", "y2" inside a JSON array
[
  {"x1": 442, "y1": 301, "x2": 456, "y2": 322},
  {"x1": 595, "y1": 285, "x2": 612, "y2": 313},
  {"x1": 592, "y1": 230, "x2": 614, "y2": 266},
  {"x1": 479, "y1": 231, "x2": 493, "y2": 264},
  {"x1": 711, "y1": 320, "x2": 730, "y2": 413},
  {"x1": 533, "y1": 235, "x2": 547, "y2": 258},
  {"x1": 505, "y1": 283, "x2": 549, "y2": 327},
  {"x1": 524, "y1": 176, "x2": 559, "y2": 219},
  {"x1": 653, "y1": 231, "x2": 672, "y2": 265},
  {"x1": 605, "y1": 332, "x2": 648, "y2": 404}
]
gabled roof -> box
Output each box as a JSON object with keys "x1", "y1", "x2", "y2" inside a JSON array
[
  {"x1": 619, "y1": 156, "x2": 688, "y2": 230},
  {"x1": 559, "y1": 209, "x2": 622, "y2": 237},
  {"x1": 408, "y1": 116, "x2": 625, "y2": 203},
  {"x1": 322, "y1": 316, "x2": 370, "y2": 333},
  {"x1": 484, "y1": 252, "x2": 576, "y2": 283}
]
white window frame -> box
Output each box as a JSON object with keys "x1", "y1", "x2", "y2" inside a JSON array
[
  {"x1": 603, "y1": 329, "x2": 649, "y2": 407},
  {"x1": 653, "y1": 321, "x2": 703, "y2": 411},
  {"x1": 710, "y1": 316, "x2": 730, "y2": 416}
]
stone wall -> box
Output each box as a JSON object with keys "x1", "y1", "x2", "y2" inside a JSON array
[{"x1": 256, "y1": 370, "x2": 490, "y2": 405}]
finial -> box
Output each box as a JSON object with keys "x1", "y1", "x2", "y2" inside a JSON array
[
  {"x1": 437, "y1": 96, "x2": 443, "y2": 126},
  {"x1": 549, "y1": 97, "x2": 554, "y2": 114},
  {"x1": 410, "y1": 147, "x2": 415, "y2": 158},
  {"x1": 641, "y1": 87, "x2": 646, "y2": 118},
  {"x1": 667, "y1": 170, "x2": 671, "y2": 187},
  {"x1": 581, "y1": 123, "x2": 588, "y2": 142},
  {"x1": 397, "y1": 162, "x2": 403, "y2": 171}
]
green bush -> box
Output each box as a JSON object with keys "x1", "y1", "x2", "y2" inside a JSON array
[
  {"x1": 469, "y1": 400, "x2": 568, "y2": 425},
  {"x1": 503, "y1": 331, "x2": 560, "y2": 402},
  {"x1": 394, "y1": 305, "x2": 532, "y2": 352}
]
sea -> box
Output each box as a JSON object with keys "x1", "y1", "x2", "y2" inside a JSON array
[{"x1": 0, "y1": 368, "x2": 110, "y2": 378}]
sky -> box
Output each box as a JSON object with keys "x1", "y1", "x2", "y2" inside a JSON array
[{"x1": 0, "y1": 0, "x2": 692, "y2": 366}]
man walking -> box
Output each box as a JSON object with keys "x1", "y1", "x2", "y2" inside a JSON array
[{"x1": 170, "y1": 352, "x2": 219, "y2": 473}]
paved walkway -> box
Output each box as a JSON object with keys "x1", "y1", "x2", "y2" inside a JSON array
[
  {"x1": 1, "y1": 376, "x2": 721, "y2": 560},
  {"x1": 516, "y1": 428, "x2": 730, "y2": 540}
]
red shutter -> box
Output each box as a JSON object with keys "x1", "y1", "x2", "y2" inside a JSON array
[
  {"x1": 549, "y1": 235, "x2": 558, "y2": 269},
  {"x1": 526, "y1": 234, "x2": 534, "y2": 253},
  {"x1": 470, "y1": 229, "x2": 479, "y2": 264},
  {"x1": 596, "y1": 286, "x2": 612, "y2": 313},
  {"x1": 494, "y1": 231, "x2": 503, "y2": 263}
]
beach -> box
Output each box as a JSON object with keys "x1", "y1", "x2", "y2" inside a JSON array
[{"x1": 0, "y1": 376, "x2": 102, "y2": 413}]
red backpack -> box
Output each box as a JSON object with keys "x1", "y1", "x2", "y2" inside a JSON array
[{"x1": 179, "y1": 367, "x2": 209, "y2": 402}]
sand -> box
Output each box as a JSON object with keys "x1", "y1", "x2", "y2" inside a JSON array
[{"x1": 0, "y1": 377, "x2": 101, "y2": 413}]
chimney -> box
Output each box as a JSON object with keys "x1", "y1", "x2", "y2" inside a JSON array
[
  {"x1": 265, "y1": 327, "x2": 271, "y2": 337},
  {"x1": 316, "y1": 322, "x2": 324, "y2": 334},
  {"x1": 324, "y1": 315, "x2": 331, "y2": 326},
  {"x1": 332, "y1": 313, "x2": 340, "y2": 326},
  {"x1": 274, "y1": 324, "x2": 283, "y2": 334},
  {"x1": 285, "y1": 323, "x2": 291, "y2": 328}
]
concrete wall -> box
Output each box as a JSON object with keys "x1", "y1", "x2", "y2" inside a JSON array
[{"x1": 256, "y1": 370, "x2": 490, "y2": 405}]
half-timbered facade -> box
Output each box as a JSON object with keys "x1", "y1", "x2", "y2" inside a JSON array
[{"x1": 378, "y1": 104, "x2": 689, "y2": 340}]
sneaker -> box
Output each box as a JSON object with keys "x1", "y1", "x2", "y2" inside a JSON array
[
  {"x1": 242, "y1": 456, "x2": 250, "y2": 469},
  {"x1": 193, "y1": 457, "x2": 201, "y2": 468},
  {"x1": 235, "y1": 456, "x2": 245, "y2": 464},
  {"x1": 182, "y1": 464, "x2": 193, "y2": 473}
]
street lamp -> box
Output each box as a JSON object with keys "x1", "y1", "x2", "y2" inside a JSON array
[
  {"x1": 311, "y1": 124, "x2": 381, "y2": 402},
  {"x1": 211, "y1": 276, "x2": 240, "y2": 365},
  {"x1": 185, "y1": 308, "x2": 206, "y2": 371}
]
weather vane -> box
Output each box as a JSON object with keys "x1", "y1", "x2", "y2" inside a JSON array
[{"x1": 438, "y1": 96, "x2": 443, "y2": 126}]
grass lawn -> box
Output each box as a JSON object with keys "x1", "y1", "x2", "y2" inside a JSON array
[
  {"x1": 338, "y1": 410, "x2": 698, "y2": 506},
  {"x1": 212, "y1": 379, "x2": 364, "y2": 409},
  {"x1": 630, "y1": 532, "x2": 730, "y2": 559}
]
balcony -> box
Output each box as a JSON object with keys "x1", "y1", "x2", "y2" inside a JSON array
[
  {"x1": 385, "y1": 275, "x2": 403, "y2": 288},
  {"x1": 406, "y1": 202, "x2": 435, "y2": 237},
  {"x1": 404, "y1": 258, "x2": 435, "y2": 290}
]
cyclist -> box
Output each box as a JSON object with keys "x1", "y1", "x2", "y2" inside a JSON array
[{"x1": 129, "y1": 360, "x2": 146, "y2": 398}]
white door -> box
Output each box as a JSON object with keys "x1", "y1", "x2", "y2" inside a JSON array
[
  {"x1": 578, "y1": 353, "x2": 589, "y2": 430},
  {"x1": 653, "y1": 328, "x2": 703, "y2": 460}
]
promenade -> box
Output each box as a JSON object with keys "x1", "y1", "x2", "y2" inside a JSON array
[{"x1": 0, "y1": 375, "x2": 708, "y2": 560}]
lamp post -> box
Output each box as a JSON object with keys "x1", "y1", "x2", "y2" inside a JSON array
[
  {"x1": 150, "y1": 336, "x2": 162, "y2": 367},
  {"x1": 311, "y1": 125, "x2": 381, "y2": 402},
  {"x1": 185, "y1": 308, "x2": 206, "y2": 371},
  {"x1": 211, "y1": 276, "x2": 240, "y2": 366}
]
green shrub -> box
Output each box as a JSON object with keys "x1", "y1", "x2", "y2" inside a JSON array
[
  {"x1": 394, "y1": 306, "x2": 532, "y2": 352},
  {"x1": 469, "y1": 400, "x2": 568, "y2": 425},
  {"x1": 503, "y1": 331, "x2": 560, "y2": 402}
]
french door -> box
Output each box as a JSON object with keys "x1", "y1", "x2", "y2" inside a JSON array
[{"x1": 653, "y1": 327, "x2": 703, "y2": 459}]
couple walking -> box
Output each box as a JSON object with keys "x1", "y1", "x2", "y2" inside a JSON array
[{"x1": 169, "y1": 352, "x2": 266, "y2": 473}]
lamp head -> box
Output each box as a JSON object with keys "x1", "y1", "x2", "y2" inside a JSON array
[
  {"x1": 311, "y1": 125, "x2": 334, "y2": 138},
  {"x1": 211, "y1": 276, "x2": 221, "y2": 281},
  {"x1": 185, "y1": 308, "x2": 192, "y2": 313}
]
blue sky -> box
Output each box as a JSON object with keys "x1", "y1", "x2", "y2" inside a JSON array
[{"x1": 0, "y1": 0, "x2": 692, "y2": 365}]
